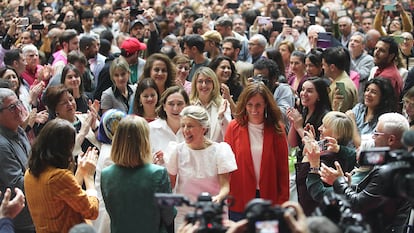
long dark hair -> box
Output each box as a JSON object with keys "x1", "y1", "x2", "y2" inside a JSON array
[
  {"x1": 132, "y1": 78, "x2": 159, "y2": 116},
  {"x1": 28, "y1": 119, "x2": 76, "y2": 177},
  {"x1": 365, "y1": 77, "x2": 397, "y2": 120}
]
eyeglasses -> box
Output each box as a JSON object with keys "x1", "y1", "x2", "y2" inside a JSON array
[
  {"x1": 176, "y1": 66, "x2": 190, "y2": 71},
  {"x1": 0, "y1": 100, "x2": 23, "y2": 113},
  {"x1": 372, "y1": 129, "x2": 385, "y2": 137},
  {"x1": 403, "y1": 37, "x2": 413, "y2": 42}
]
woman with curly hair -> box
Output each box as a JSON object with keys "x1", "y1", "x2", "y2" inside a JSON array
[
  {"x1": 346, "y1": 77, "x2": 398, "y2": 148},
  {"x1": 140, "y1": 53, "x2": 176, "y2": 95}
]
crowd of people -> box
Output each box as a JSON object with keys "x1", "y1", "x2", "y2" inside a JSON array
[{"x1": 0, "y1": 0, "x2": 414, "y2": 232}]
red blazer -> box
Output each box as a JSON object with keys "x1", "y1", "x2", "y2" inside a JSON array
[{"x1": 225, "y1": 120, "x2": 289, "y2": 213}]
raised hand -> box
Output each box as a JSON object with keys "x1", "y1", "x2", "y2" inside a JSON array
[{"x1": 0, "y1": 187, "x2": 25, "y2": 220}]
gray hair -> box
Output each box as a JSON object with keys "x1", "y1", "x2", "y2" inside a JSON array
[
  {"x1": 307, "y1": 24, "x2": 326, "y2": 35},
  {"x1": 379, "y1": 113, "x2": 409, "y2": 139},
  {"x1": 22, "y1": 44, "x2": 38, "y2": 56},
  {"x1": 0, "y1": 88, "x2": 16, "y2": 108},
  {"x1": 180, "y1": 105, "x2": 210, "y2": 129},
  {"x1": 351, "y1": 31, "x2": 367, "y2": 45},
  {"x1": 250, "y1": 34, "x2": 267, "y2": 47}
]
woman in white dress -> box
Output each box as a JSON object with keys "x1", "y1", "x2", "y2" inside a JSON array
[{"x1": 164, "y1": 105, "x2": 237, "y2": 229}]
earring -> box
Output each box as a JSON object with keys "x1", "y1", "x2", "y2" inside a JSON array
[{"x1": 265, "y1": 109, "x2": 268, "y2": 118}]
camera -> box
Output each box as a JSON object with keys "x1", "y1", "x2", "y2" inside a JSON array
[
  {"x1": 358, "y1": 147, "x2": 414, "y2": 205},
  {"x1": 155, "y1": 192, "x2": 227, "y2": 233},
  {"x1": 245, "y1": 199, "x2": 293, "y2": 233},
  {"x1": 313, "y1": 192, "x2": 371, "y2": 233},
  {"x1": 252, "y1": 74, "x2": 269, "y2": 85}
]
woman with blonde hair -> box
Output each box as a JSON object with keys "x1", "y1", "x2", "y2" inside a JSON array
[
  {"x1": 101, "y1": 57, "x2": 136, "y2": 114},
  {"x1": 101, "y1": 115, "x2": 175, "y2": 233},
  {"x1": 190, "y1": 67, "x2": 231, "y2": 142},
  {"x1": 225, "y1": 82, "x2": 289, "y2": 221},
  {"x1": 165, "y1": 105, "x2": 237, "y2": 229},
  {"x1": 296, "y1": 111, "x2": 356, "y2": 215}
]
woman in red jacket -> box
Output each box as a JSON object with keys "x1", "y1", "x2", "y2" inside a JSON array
[{"x1": 225, "y1": 82, "x2": 289, "y2": 221}]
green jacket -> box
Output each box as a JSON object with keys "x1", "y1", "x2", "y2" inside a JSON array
[{"x1": 101, "y1": 163, "x2": 175, "y2": 233}]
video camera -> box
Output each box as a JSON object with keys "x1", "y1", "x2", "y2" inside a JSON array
[
  {"x1": 359, "y1": 147, "x2": 414, "y2": 205},
  {"x1": 244, "y1": 199, "x2": 293, "y2": 233},
  {"x1": 155, "y1": 192, "x2": 227, "y2": 233},
  {"x1": 313, "y1": 192, "x2": 371, "y2": 233}
]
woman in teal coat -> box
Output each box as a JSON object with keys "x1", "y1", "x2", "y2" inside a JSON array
[{"x1": 101, "y1": 115, "x2": 175, "y2": 233}]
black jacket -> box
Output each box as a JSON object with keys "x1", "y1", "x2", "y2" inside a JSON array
[{"x1": 333, "y1": 168, "x2": 411, "y2": 233}]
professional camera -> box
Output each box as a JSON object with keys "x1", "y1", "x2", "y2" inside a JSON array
[
  {"x1": 244, "y1": 198, "x2": 292, "y2": 233},
  {"x1": 313, "y1": 192, "x2": 371, "y2": 233},
  {"x1": 359, "y1": 147, "x2": 414, "y2": 204},
  {"x1": 155, "y1": 192, "x2": 227, "y2": 233}
]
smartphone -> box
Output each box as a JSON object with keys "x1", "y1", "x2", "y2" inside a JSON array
[
  {"x1": 337, "y1": 9, "x2": 347, "y2": 17},
  {"x1": 392, "y1": 35, "x2": 404, "y2": 44},
  {"x1": 317, "y1": 139, "x2": 328, "y2": 151},
  {"x1": 272, "y1": 21, "x2": 283, "y2": 33},
  {"x1": 18, "y1": 6, "x2": 24, "y2": 17},
  {"x1": 309, "y1": 15, "x2": 316, "y2": 25},
  {"x1": 286, "y1": 18, "x2": 292, "y2": 27},
  {"x1": 18, "y1": 17, "x2": 29, "y2": 27},
  {"x1": 31, "y1": 24, "x2": 44, "y2": 30},
  {"x1": 317, "y1": 32, "x2": 332, "y2": 49},
  {"x1": 226, "y1": 2, "x2": 240, "y2": 9},
  {"x1": 308, "y1": 6, "x2": 318, "y2": 16},
  {"x1": 336, "y1": 82, "x2": 346, "y2": 96},
  {"x1": 258, "y1": 16, "x2": 271, "y2": 25},
  {"x1": 273, "y1": 0, "x2": 281, "y2": 2},
  {"x1": 384, "y1": 4, "x2": 396, "y2": 11}
]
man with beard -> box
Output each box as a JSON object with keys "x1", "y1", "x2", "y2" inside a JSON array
[
  {"x1": 222, "y1": 37, "x2": 253, "y2": 85},
  {"x1": 0, "y1": 88, "x2": 35, "y2": 233},
  {"x1": 292, "y1": 15, "x2": 310, "y2": 53},
  {"x1": 80, "y1": 36, "x2": 106, "y2": 98},
  {"x1": 51, "y1": 29, "x2": 79, "y2": 75},
  {"x1": 348, "y1": 32, "x2": 374, "y2": 101},
  {"x1": 40, "y1": 4, "x2": 55, "y2": 27},
  {"x1": 370, "y1": 36, "x2": 403, "y2": 100}
]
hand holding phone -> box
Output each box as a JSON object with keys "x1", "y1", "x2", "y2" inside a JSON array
[
  {"x1": 257, "y1": 16, "x2": 271, "y2": 25},
  {"x1": 336, "y1": 82, "x2": 346, "y2": 96}
]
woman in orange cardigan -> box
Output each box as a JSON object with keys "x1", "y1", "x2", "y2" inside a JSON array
[
  {"x1": 24, "y1": 119, "x2": 99, "y2": 233},
  {"x1": 225, "y1": 82, "x2": 289, "y2": 221}
]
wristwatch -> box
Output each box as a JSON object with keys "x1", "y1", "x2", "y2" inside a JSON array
[{"x1": 309, "y1": 167, "x2": 320, "y2": 174}]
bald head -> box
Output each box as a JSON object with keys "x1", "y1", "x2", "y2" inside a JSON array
[{"x1": 366, "y1": 29, "x2": 381, "y2": 49}]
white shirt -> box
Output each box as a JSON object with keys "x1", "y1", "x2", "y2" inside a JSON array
[{"x1": 149, "y1": 118, "x2": 184, "y2": 154}]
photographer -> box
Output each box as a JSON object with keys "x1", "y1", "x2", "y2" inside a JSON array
[{"x1": 309, "y1": 113, "x2": 411, "y2": 233}]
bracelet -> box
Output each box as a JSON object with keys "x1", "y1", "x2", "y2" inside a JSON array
[
  {"x1": 309, "y1": 167, "x2": 320, "y2": 174},
  {"x1": 148, "y1": 19, "x2": 154, "y2": 23}
]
